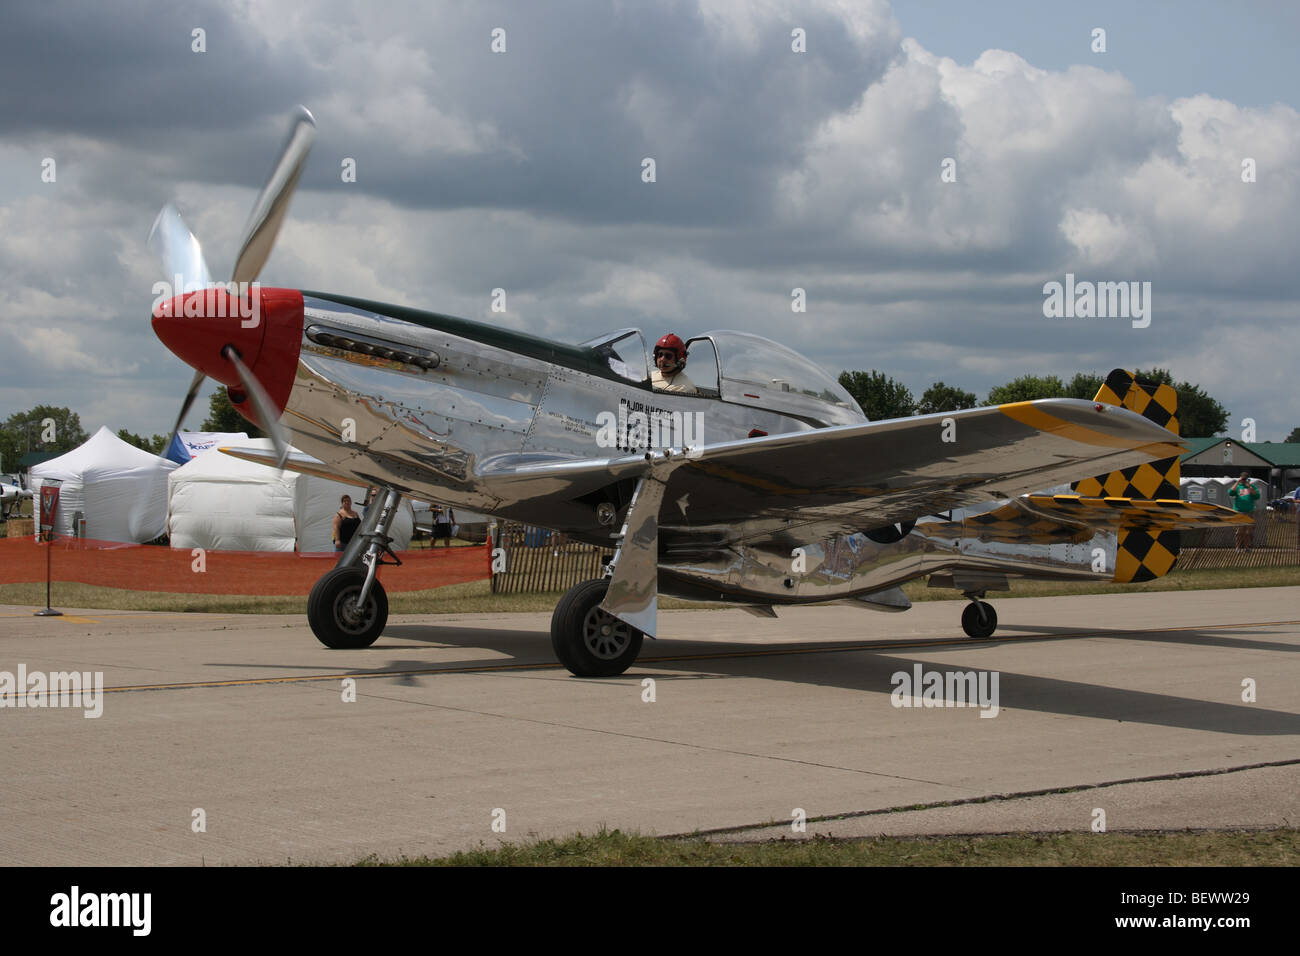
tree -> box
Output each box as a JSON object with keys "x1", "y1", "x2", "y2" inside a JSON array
[
  {"x1": 1286, "y1": 427, "x2": 1300, "y2": 444},
  {"x1": 1, "y1": 405, "x2": 89, "y2": 473},
  {"x1": 200, "y1": 387, "x2": 264, "y2": 438},
  {"x1": 1065, "y1": 372, "x2": 1104, "y2": 400},
  {"x1": 1131, "y1": 368, "x2": 1227, "y2": 437},
  {"x1": 1131, "y1": 367, "x2": 1174, "y2": 386},
  {"x1": 1170, "y1": 383, "x2": 1228, "y2": 438},
  {"x1": 117, "y1": 430, "x2": 169, "y2": 455},
  {"x1": 838, "y1": 370, "x2": 915, "y2": 421},
  {"x1": 985, "y1": 375, "x2": 1066, "y2": 405},
  {"x1": 916, "y1": 382, "x2": 977, "y2": 416}
]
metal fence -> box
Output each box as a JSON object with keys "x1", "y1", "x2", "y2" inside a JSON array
[{"x1": 490, "y1": 523, "x2": 611, "y2": 594}]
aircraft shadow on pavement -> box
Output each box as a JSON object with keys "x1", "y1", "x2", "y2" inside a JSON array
[
  {"x1": 214, "y1": 620, "x2": 1300, "y2": 736},
  {"x1": 995, "y1": 622, "x2": 1300, "y2": 654}
]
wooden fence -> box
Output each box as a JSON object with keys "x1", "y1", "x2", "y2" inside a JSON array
[
  {"x1": 490, "y1": 523, "x2": 611, "y2": 594},
  {"x1": 1177, "y1": 512, "x2": 1300, "y2": 570},
  {"x1": 486, "y1": 512, "x2": 1299, "y2": 591}
]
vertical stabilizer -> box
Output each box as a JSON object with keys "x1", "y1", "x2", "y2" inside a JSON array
[{"x1": 1074, "y1": 369, "x2": 1181, "y2": 582}]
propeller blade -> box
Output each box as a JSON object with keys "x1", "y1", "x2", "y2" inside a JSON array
[
  {"x1": 165, "y1": 368, "x2": 208, "y2": 452},
  {"x1": 223, "y1": 346, "x2": 290, "y2": 468},
  {"x1": 231, "y1": 105, "x2": 316, "y2": 286},
  {"x1": 148, "y1": 203, "x2": 213, "y2": 293}
]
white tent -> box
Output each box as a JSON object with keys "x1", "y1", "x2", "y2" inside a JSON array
[
  {"x1": 167, "y1": 440, "x2": 413, "y2": 552},
  {"x1": 30, "y1": 426, "x2": 179, "y2": 542}
]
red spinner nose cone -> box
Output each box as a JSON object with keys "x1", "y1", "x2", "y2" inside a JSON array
[{"x1": 152, "y1": 285, "x2": 304, "y2": 416}]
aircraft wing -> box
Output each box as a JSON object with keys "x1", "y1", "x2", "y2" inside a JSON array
[
  {"x1": 218, "y1": 445, "x2": 365, "y2": 486},
  {"x1": 478, "y1": 398, "x2": 1185, "y2": 541},
  {"x1": 225, "y1": 397, "x2": 1190, "y2": 546}
]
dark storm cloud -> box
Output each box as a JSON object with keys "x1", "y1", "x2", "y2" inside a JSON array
[
  {"x1": 0, "y1": 1, "x2": 317, "y2": 136},
  {"x1": 292, "y1": 0, "x2": 900, "y2": 225},
  {"x1": 0, "y1": 0, "x2": 329, "y2": 229},
  {"x1": 2, "y1": 1, "x2": 900, "y2": 226}
]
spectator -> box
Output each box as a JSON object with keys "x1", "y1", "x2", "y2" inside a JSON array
[
  {"x1": 1227, "y1": 473, "x2": 1260, "y2": 552},
  {"x1": 333, "y1": 495, "x2": 361, "y2": 552},
  {"x1": 1293, "y1": 491, "x2": 1300, "y2": 551},
  {"x1": 433, "y1": 504, "x2": 455, "y2": 548}
]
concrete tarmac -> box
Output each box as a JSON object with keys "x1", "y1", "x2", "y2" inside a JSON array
[{"x1": 1, "y1": 586, "x2": 1297, "y2": 865}]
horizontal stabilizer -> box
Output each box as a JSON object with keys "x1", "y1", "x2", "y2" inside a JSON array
[
  {"x1": 961, "y1": 495, "x2": 1249, "y2": 544},
  {"x1": 1022, "y1": 495, "x2": 1253, "y2": 532},
  {"x1": 959, "y1": 493, "x2": 1250, "y2": 583}
]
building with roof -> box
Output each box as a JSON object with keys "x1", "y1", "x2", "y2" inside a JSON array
[{"x1": 1180, "y1": 437, "x2": 1300, "y2": 496}]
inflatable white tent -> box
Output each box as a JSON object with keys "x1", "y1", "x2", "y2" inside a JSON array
[
  {"x1": 29, "y1": 426, "x2": 179, "y2": 542},
  {"x1": 167, "y1": 440, "x2": 413, "y2": 552},
  {"x1": 163, "y1": 431, "x2": 249, "y2": 465}
]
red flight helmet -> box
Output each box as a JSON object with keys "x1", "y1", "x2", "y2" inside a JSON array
[{"x1": 654, "y1": 333, "x2": 688, "y2": 372}]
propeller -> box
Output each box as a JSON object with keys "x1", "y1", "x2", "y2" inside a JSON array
[
  {"x1": 222, "y1": 345, "x2": 289, "y2": 461},
  {"x1": 148, "y1": 203, "x2": 212, "y2": 293},
  {"x1": 233, "y1": 106, "x2": 318, "y2": 287},
  {"x1": 148, "y1": 106, "x2": 316, "y2": 469}
]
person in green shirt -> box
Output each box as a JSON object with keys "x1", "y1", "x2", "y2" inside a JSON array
[
  {"x1": 1228, "y1": 472, "x2": 1260, "y2": 551},
  {"x1": 1292, "y1": 490, "x2": 1300, "y2": 551}
]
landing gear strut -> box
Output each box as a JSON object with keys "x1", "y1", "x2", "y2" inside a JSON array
[
  {"x1": 551, "y1": 578, "x2": 644, "y2": 677},
  {"x1": 307, "y1": 487, "x2": 402, "y2": 649},
  {"x1": 960, "y1": 591, "x2": 997, "y2": 639}
]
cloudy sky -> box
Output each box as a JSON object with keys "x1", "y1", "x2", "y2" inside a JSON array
[{"x1": 1, "y1": 0, "x2": 1296, "y2": 448}]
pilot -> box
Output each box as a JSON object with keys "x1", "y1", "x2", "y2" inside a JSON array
[{"x1": 650, "y1": 333, "x2": 697, "y2": 394}]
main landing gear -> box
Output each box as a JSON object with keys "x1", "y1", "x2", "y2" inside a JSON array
[
  {"x1": 960, "y1": 590, "x2": 998, "y2": 639},
  {"x1": 551, "y1": 578, "x2": 644, "y2": 677},
  {"x1": 308, "y1": 488, "x2": 402, "y2": 649},
  {"x1": 308, "y1": 566, "x2": 389, "y2": 648}
]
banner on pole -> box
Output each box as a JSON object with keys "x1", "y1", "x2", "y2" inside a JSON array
[{"x1": 39, "y1": 481, "x2": 61, "y2": 541}]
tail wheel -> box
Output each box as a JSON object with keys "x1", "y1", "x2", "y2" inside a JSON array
[
  {"x1": 961, "y1": 600, "x2": 997, "y2": 639},
  {"x1": 308, "y1": 566, "x2": 388, "y2": 649},
  {"x1": 865, "y1": 520, "x2": 916, "y2": 544},
  {"x1": 551, "y1": 579, "x2": 643, "y2": 677}
]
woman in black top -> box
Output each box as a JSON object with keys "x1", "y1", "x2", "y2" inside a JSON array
[{"x1": 333, "y1": 495, "x2": 361, "y2": 551}]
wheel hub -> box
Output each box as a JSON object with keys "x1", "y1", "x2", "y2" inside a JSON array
[
  {"x1": 336, "y1": 588, "x2": 374, "y2": 633},
  {"x1": 583, "y1": 607, "x2": 631, "y2": 660}
]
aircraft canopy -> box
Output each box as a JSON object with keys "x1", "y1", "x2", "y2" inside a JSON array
[{"x1": 582, "y1": 327, "x2": 865, "y2": 427}]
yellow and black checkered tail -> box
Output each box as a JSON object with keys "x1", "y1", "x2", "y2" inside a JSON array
[{"x1": 1073, "y1": 369, "x2": 1181, "y2": 582}]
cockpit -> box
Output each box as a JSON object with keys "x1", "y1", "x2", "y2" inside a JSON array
[{"x1": 580, "y1": 328, "x2": 865, "y2": 428}]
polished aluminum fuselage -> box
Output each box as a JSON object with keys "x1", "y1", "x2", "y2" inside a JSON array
[{"x1": 280, "y1": 295, "x2": 1113, "y2": 605}]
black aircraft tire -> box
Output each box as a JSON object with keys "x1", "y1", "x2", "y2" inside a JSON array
[
  {"x1": 865, "y1": 520, "x2": 916, "y2": 544},
  {"x1": 308, "y1": 567, "x2": 388, "y2": 649},
  {"x1": 551, "y1": 579, "x2": 643, "y2": 677},
  {"x1": 961, "y1": 600, "x2": 997, "y2": 639}
]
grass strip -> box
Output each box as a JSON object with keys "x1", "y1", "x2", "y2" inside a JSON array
[
  {"x1": 1, "y1": 566, "x2": 1294, "y2": 615},
  {"x1": 358, "y1": 826, "x2": 1300, "y2": 866}
]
